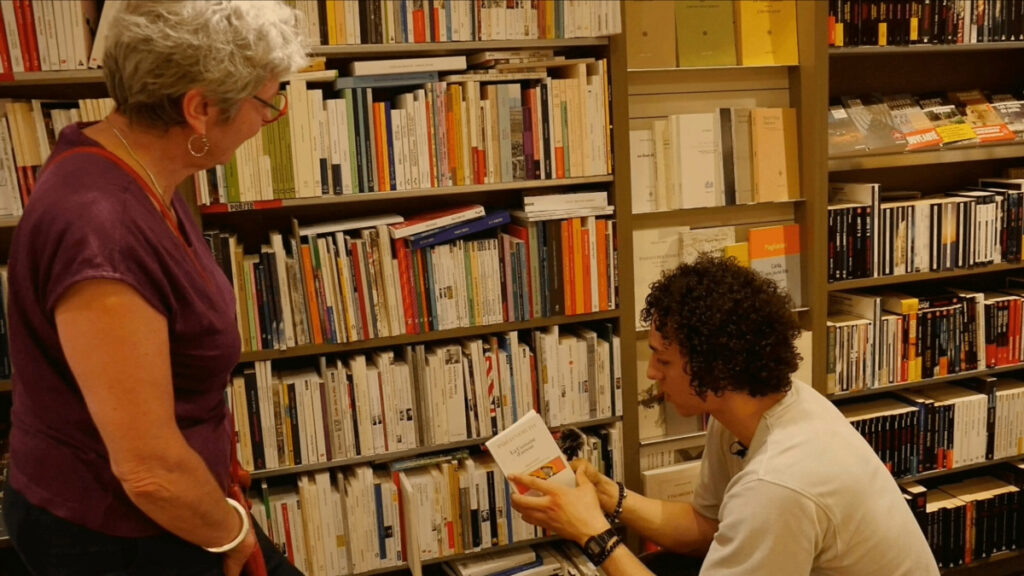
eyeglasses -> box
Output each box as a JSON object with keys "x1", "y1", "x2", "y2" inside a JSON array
[{"x1": 252, "y1": 91, "x2": 288, "y2": 124}]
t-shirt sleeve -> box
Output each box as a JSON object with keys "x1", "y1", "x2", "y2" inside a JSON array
[
  {"x1": 36, "y1": 168, "x2": 167, "y2": 316},
  {"x1": 699, "y1": 479, "x2": 824, "y2": 576}
]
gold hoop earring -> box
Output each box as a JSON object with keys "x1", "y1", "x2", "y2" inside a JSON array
[{"x1": 187, "y1": 134, "x2": 209, "y2": 157}]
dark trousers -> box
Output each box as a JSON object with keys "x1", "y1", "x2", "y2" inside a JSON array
[
  {"x1": 640, "y1": 549, "x2": 705, "y2": 576},
  {"x1": 3, "y1": 485, "x2": 303, "y2": 576}
]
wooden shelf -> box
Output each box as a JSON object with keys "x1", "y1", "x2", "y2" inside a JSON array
[
  {"x1": 639, "y1": 431, "x2": 706, "y2": 448},
  {"x1": 827, "y1": 262, "x2": 1024, "y2": 291},
  {"x1": 355, "y1": 534, "x2": 564, "y2": 576},
  {"x1": 250, "y1": 416, "x2": 622, "y2": 480},
  {"x1": 625, "y1": 65, "x2": 791, "y2": 96},
  {"x1": 238, "y1": 310, "x2": 621, "y2": 363},
  {"x1": 312, "y1": 37, "x2": 608, "y2": 59},
  {"x1": 199, "y1": 175, "x2": 614, "y2": 215},
  {"x1": 941, "y1": 549, "x2": 1024, "y2": 576},
  {"x1": 828, "y1": 142, "x2": 1024, "y2": 172},
  {"x1": 827, "y1": 363, "x2": 1024, "y2": 401},
  {"x1": 631, "y1": 200, "x2": 802, "y2": 228},
  {"x1": 6, "y1": 69, "x2": 105, "y2": 86},
  {"x1": 903, "y1": 456, "x2": 1024, "y2": 484},
  {"x1": 830, "y1": 41, "x2": 1024, "y2": 56},
  {"x1": 0, "y1": 380, "x2": 10, "y2": 393}
]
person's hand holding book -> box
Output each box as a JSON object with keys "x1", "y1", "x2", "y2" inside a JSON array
[{"x1": 508, "y1": 464, "x2": 611, "y2": 546}]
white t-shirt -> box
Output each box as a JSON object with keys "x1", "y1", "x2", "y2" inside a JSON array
[{"x1": 692, "y1": 381, "x2": 939, "y2": 576}]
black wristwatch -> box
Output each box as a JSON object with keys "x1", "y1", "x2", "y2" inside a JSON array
[{"x1": 581, "y1": 527, "x2": 621, "y2": 566}]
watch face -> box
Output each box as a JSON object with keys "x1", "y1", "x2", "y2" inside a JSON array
[{"x1": 584, "y1": 537, "x2": 605, "y2": 557}]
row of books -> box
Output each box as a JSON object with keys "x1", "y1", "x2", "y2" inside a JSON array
[
  {"x1": 249, "y1": 425, "x2": 622, "y2": 576},
  {"x1": 899, "y1": 462, "x2": 1024, "y2": 568},
  {"x1": 826, "y1": 179, "x2": 1024, "y2": 283},
  {"x1": 207, "y1": 205, "x2": 616, "y2": 353},
  {"x1": 828, "y1": 0, "x2": 1024, "y2": 47},
  {"x1": 0, "y1": 97, "x2": 113, "y2": 214},
  {"x1": 442, "y1": 543, "x2": 606, "y2": 576},
  {"x1": 225, "y1": 324, "x2": 623, "y2": 473},
  {"x1": 0, "y1": 0, "x2": 98, "y2": 77},
  {"x1": 196, "y1": 62, "x2": 611, "y2": 205},
  {"x1": 632, "y1": 223, "x2": 802, "y2": 330},
  {"x1": 828, "y1": 284, "x2": 1024, "y2": 392},
  {"x1": 828, "y1": 89, "x2": 1024, "y2": 157},
  {"x1": 838, "y1": 378, "x2": 1024, "y2": 477},
  {"x1": 626, "y1": 0, "x2": 800, "y2": 69},
  {"x1": 290, "y1": 0, "x2": 622, "y2": 47},
  {"x1": 628, "y1": 107, "x2": 801, "y2": 214}
]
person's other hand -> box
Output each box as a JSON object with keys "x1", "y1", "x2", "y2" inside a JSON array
[
  {"x1": 509, "y1": 464, "x2": 610, "y2": 545},
  {"x1": 570, "y1": 459, "x2": 618, "y2": 515},
  {"x1": 221, "y1": 527, "x2": 258, "y2": 576}
]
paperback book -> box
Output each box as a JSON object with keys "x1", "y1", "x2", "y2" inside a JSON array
[{"x1": 484, "y1": 410, "x2": 574, "y2": 496}]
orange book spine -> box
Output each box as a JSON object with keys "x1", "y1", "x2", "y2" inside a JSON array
[
  {"x1": 300, "y1": 243, "x2": 324, "y2": 344},
  {"x1": 561, "y1": 220, "x2": 573, "y2": 315},
  {"x1": 595, "y1": 219, "x2": 608, "y2": 311}
]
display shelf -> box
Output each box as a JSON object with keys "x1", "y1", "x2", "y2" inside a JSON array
[
  {"x1": 941, "y1": 549, "x2": 1024, "y2": 576},
  {"x1": 826, "y1": 262, "x2": 1024, "y2": 292},
  {"x1": 251, "y1": 416, "x2": 622, "y2": 481},
  {"x1": 237, "y1": 310, "x2": 620, "y2": 363},
  {"x1": 313, "y1": 37, "x2": 608, "y2": 58},
  {"x1": 826, "y1": 363, "x2": 1024, "y2": 402},
  {"x1": 199, "y1": 176, "x2": 615, "y2": 215},
  {"x1": 828, "y1": 142, "x2": 1024, "y2": 172},
  {"x1": 830, "y1": 41, "x2": 1024, "y2": 56}
]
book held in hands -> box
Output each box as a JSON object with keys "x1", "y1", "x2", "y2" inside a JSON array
[{"x1": 484, "y1": 410, "x2": 574, "y2": 496}]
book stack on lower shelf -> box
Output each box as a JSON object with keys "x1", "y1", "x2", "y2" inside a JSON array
[
  {"x1": 246, "y1": 421, "x2": 622, "y2": 575},
  {"x1": 897, "y1": 460, "x2": 1024, "y2": 572}
]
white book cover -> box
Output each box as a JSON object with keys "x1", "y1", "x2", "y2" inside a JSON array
[
  {"x1": 632, "y1": 226, "x2": 686, "y2": 330},
  {"x1": 629, "y1": 128, "x2": 657, "y2": 214},
  {"x1": 642, "y1": 460, "x2": 702, "y2": 502},
  {"x1": 350, "y1": 55, "x2": 467, "y2": 76},
  {"x1": 484, "y1": 409, "x2": 574, "y2": 496},
  {"x1": 678, "y1": 113, "x2": 721, "y2": 209}
]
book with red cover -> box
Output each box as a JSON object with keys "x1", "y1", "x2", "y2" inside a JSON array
[{"x1": 387, "y1": 203, "x2": 486, "y2": 239}]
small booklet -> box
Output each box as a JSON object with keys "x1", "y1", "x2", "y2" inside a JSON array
[{"x1": 484, "y1": 410, "x2": 575, "y2": 495}]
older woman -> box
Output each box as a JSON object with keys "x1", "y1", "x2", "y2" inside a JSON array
[{"x1": 3, "y1": 2, "x2": 307, "y2": 575}]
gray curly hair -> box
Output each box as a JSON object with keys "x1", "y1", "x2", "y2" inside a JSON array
[{"x1": 103, "y1": 1, "x2": 309, "y2": 129}]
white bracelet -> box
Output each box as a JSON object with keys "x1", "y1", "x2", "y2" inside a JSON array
[{"x1": 203, "y1": 497, "x2": 250, "y2": 554}]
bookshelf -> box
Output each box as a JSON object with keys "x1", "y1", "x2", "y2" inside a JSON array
[
  {"x1": 821, "y1": 12, "x2": 1024, "y2": 576},
  {"x1": 0, "y1": 1, "x2": 632, "y2": 573},
  {"x1": 622, "y1": 0, "x2": 827, "y2": 461}
]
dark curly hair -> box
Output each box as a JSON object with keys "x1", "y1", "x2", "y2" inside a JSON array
[{"x1": 639, "y1": 254, "x2": 801, "y2": 399}]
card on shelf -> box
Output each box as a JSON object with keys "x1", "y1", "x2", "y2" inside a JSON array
[{"x1": 484, "y1": 409, "x2": 574, "y2": 496}]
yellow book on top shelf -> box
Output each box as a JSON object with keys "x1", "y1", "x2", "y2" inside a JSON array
[
  {"x1": 675, "y1": 1, "x2": 737, "y2": 68},
  {"x1": 734, "y1": 0, "x2": 799, "y2": 66}
]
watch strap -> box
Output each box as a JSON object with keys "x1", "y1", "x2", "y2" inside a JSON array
[{"x1": 581, "y1": 527, "x2": 620, "y2": 566}]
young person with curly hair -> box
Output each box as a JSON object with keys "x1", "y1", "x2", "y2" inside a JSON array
[{"x1": 510, "y1": 255, "x2": 939, "y2": 575}]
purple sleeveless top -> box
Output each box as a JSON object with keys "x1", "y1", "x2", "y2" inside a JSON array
[{"x1": 6, "y1": 124, "x2": 241, "y2": 536}]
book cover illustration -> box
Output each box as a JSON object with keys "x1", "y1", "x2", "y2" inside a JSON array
[{"x1": 484, "y1": 409, "x2": 574, "y2": 496}]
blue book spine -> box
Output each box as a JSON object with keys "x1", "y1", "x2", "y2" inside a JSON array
[
  {"x1": 407, "y1": 211, "x2": 512, "y2": 250},
  {"x1": 373, "y1": 482, "x2": 387, "y2": 560},
  {"x1": 333, "y1": 71, "x2": 439, "y2": 90}
]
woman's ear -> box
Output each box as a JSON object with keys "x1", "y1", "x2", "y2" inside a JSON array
[{"x1": 181, "y1": 88, "x2": 210, "y2": 135}]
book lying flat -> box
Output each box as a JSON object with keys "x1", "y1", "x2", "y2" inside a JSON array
[
  {"x1": 484, "y1": 410, "x2": 574, "y2": 496},
  {"x1": 405, "y1": 210, "x2": 511, "y2": 250}
]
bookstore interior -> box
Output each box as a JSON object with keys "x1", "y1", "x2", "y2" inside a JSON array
[{"x1": 0, "y1": 0, "x2": 1023, "y2": 575}]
